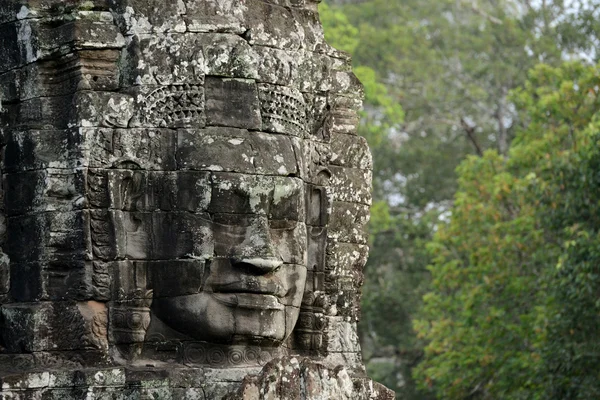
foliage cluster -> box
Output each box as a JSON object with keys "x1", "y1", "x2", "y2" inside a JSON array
[
  {"x1": 415, "y1": 62, "x2": 600, "y2": 399},
  {"x1": 321, "y1": 0, "x2": 600, "y2": 398}
]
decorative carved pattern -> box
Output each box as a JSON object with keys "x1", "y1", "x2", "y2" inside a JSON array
[
  {"x1": 110, "y1": 290, "x2": 153, "y2": 345},
  {"x1": 258, "y1": 83, "x2": 307, "y2": 137},
  {"x1": 181, "y1": 342, "x2": 276, "y2": 367},
  {"x1": 296, "y1": 291, "x2": 328, "y2": 353},
  {"x1": 90, "y1": 210, "x2": 116, "y2": 260},
  {"x1": 141, "y1": 85, "x2": 204, "y2": 128},
  {"x1": 92, "y1": 262, "x2": 111, "y2": 301},
  {"x1": 91, "y1": 308, "x2": 109, "y2": 348},
  {"x1": 87, "y1": 169, "x2": 109, "y2": 208},
  {"x1": 111, "y1": 306, "x2": 151, "y2": 344}
]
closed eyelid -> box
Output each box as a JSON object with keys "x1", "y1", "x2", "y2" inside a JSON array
[{"x1": 269, "y1": 219, "x2": 301, "y2": 230}]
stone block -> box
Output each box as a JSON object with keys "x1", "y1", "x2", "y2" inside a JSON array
[
  {"x1": 329, "y1": 166, "x2": 372, "y2": 205},
  {"x1": 105, "y1": 170, "x2": 211, "y2": 212},
  {"x1": 304, "y1": 93, "x2": 329, "y2": 139},
  {"x1": 0, "y1": 22, "x2": 30, "y2": 72},
  {"x1": 2, "y1": 92, "x2": 134, "y2": 131},
  {"x1": 147, "y1": 260, "x2": 206, "y2": 298},
  {"x1": 198, "y1": 33, "x2": 259, "y2": 79},
  {"x1": 328, "y1": 202, "x2": 370, "y2": 245},
  {"x1": 0, "y1": 301, "x2": 107, "y2": 353},
  {"x1": 70, "y1": 12, "x2": 125, "y2": 50},
  {"x1": 75, "y1": 91, "x2": 134, "y2": 128},
  {"x1": 328, "y1": 96, "x2": 363, "y2": 135},
  {"x1": 323, "y1": 318, "x2": 361, "y2": 355},
  {"x1": 109, "y1": 211, "x2": 213, "y2": 260},
  {"x1": 183, "y1": 0, "x2": 247, "y2": 34},
  {"x1": 330, "y1": 133, "x2": 372, "y2": 170},
  {"x1": 112, "y1": 0, "x2": 187, "y2": 34},
  {"x1": 109, "y1": 260, "x2": 147, "y2": 300},
  {"x1": 208, "y1": 173, "x2": 305, "y2": 217},
  {"x1": 253, "y1": 46, "x2": 297, "y2": 87},
  {"x1": 330, "y1": 70, "x2": 363, "y2": 97},
  {"x1": 245, "y1": 0, "x2": 306, "y2": 51},
  {"x1": 101, "y1": 260, "x2": 209, "y2": 300},
  {"x1": 295, "y1": 51, "x2": 331, "y2": 93},
  {"x1": 305, "y1": 185, "x2": 329, "y2": 227},
  {"x1": 0, "y1": 69, "x2": 18, "y2": 103},
  {"x1": 4, "y1": 169, "x2": 85, "y2": 216},
  {"x1": 204, "y1": 77, "x2": 261, "y2": 130},
  {"x1": 131, "y1": 34, "x2": 205, "y2": 86},
  {"x1": 292, "y1": 7, "x2": 326, "y2": 51},
  {"x1": 83, "y1": 128, "x2": 177, "y2": 170},
  {"x1": 325, "y1": 242, "x2": 368, "y2": 284},
  {"x1": 89, "y1": 210, "x2": 116, "y2": 260},
  {"x1": 6, "y1": 211, "x2": 89, "y2": 263},
  {"x1": 258, "y1": 83, "x2": 308, "y2": 137},
  {"x1": 0, "y1": 96, "x2": 73, "y2": 131},
  {"x1": 177, "y1": 128, "x2": 300, "y2": 176},
  {"x1": 0, "y1": 253, "x2": 9, "y2": 296},
  {"x1": 303, "y1": 140, "x2": 332, "y2": 185},
  {"x1": 177, "y1": 128, "x2": 256, "y2": 173},
  {"x1": 7, "y1": 50, "x2": 122, "y2": 100},
  {"x1": 4, "y1": 129, "x2": 81, "y2": 173},
  {"x1": 0, "y1": 14, "x2": 122, "y2": 74},
  {"x1": 10, "y1": 261, "x2": 95, "y2": 302}
]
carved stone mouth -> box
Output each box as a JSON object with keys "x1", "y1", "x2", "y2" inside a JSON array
[
  {"x1": 212, "y1": 281, "x2": 284, "y2": 297},
  {"x1": 212, "y1": 293, "x2": 285, "y2": 310}
]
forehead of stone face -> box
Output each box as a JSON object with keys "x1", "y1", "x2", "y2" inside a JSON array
[{"x1": 177, "y1": 128, "x2": 302, "y2": 177}]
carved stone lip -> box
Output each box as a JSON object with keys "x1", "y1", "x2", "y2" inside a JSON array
[
  {"x1": 212, "y1": 281, "x2": 284, "y2": 297},
  {"x1": 212, "y1": 293, "x2": 285, "y2": 310},
  {"x1": 230, "y1": 257, "x2": 283, "y2": 273}
]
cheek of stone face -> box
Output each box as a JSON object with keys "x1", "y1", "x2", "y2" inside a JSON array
[
  {"x1": 274, "y1": 263, "x2": 307, "y2": 307},
  {"x1": 152, "y1": 292, "x2": 237, "y2": 343},
  {"x1": 270, "y1": 223, "x2": 307, "y2": 266}
]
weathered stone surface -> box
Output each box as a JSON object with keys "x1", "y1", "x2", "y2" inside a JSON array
[
  {"x1": 1, "y1": 301, "x2": 107, "y2": 353},
  {"x1": 329, "y1": 201, "x2": 370, "y2": 244},
  {"x1": 0, "y1": 0, "x2": 393, "y2": 398},
  {"x1": 6, "y1": 211, "x2": 90, "y2": 263},
  {"x1": 205, "y1": 77, "x2": 261, "y2": 130},
  {"x1": 227, "y1": 357, "x2": 395, "y2": 400},
  {"x1": 330, "y1": 165, "x2": 373, "y2": 205},
  {"x1": 331, "y1": 133, "x2": 373, "y2": 170},
  {"x1": 178, "y1": 128, "x2": 300, "y2": 175}
]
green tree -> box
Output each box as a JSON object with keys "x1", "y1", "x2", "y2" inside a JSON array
[
  {"x1": 321, "y1": 1, "x2": 600, "y2": 398},
  {"x1": 414, "y1": 62, "x2": 600, "y2": 399}
]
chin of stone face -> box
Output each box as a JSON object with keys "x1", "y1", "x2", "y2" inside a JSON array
[{"x1": 0, "y1": 0, "x2": 393, "y2": 398}]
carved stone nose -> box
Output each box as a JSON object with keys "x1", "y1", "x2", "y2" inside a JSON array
[{"x1": 230, "y1": 216, "x2": 282, "y2": 273}]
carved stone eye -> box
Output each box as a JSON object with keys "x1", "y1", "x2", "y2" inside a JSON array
[{"x1": 113, "y1": 160, "x2": 142, "y2": 170}]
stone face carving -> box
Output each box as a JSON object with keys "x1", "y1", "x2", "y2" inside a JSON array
[{"x1": 0, "y1": 0, "x2": 393, "y2": 398}]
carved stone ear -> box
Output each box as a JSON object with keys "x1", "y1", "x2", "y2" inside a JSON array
[
  {"x1": 315, "y1": 167, "x2": 332, "y2": 187},
  {"x1": 305, "y1": 184, "x2": 330, "y2": 228}
]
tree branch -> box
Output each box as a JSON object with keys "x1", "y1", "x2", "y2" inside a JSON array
[
  {"x1": 460, "y1": 0, "x2": 503, "y2": 25},
  {"x1": 460, "y1": 117, "x2": 484, "y2": 156}
]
